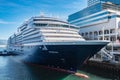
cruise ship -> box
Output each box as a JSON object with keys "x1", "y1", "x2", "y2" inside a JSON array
[{"x1": 7, "y1": 16, "x2": 109, "y2": 71}]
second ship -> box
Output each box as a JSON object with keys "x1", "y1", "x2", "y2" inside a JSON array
[{"x1": 7, "y1": 15, "x2": 109, "y2": 71}]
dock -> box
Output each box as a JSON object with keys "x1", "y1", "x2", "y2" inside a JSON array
[
  {"x1": 86, "y1": 60, "x2": 120, "y2": 71},
  {"x1": 83, "y1": 59, "x2": 120, "y2": 78},
  {"x1": 0, "y1": 50, "x2": 18, "y2": 56}
]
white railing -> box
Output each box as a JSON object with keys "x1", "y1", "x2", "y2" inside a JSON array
[{"x1": 100, "y1": 48, "x2": 113, "y2": 60}]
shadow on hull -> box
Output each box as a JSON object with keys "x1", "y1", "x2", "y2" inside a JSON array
[
  {"x1": 25, "y1": 63, "x2": 71, "y2": 80},
  {"x1": 22, "y1": 44, "x2": 107, "y2": 72}
]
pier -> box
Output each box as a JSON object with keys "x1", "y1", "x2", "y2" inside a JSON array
[
  {"x1": 0, "y1": 50, "x2": 18, "y2": 56},
  {"x1": 83, "y1": 59, "x2": 120, "y2": 78},
  {"x1": 0, "y1": 45, "x2": 6, "y2": 47},
  {"x1": 86, "y1": 60, "x2": 120, "y2": 72}
]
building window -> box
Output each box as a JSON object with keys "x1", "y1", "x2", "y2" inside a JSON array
[
  {"x1": 94, "y1": 31, "x2": 98, "y2": 36},
  {"x1": 118, "y1": 21, "x2": 120, "y2": 28},
  {"x1": 104, "y1": 30, "x2": 109, "y2": 34},
  {"x1": 99, "y1": 31, "x2": 102, "y2": 35},
  {"x1": 110, "y1": 29, "x2": 115, "y2": 33},
  {"x1": 85, "y1": 32, "x2": 88, "y2": 36},
  {"x1": 89, "y1": 32, "x2": 92, "y2": 35},
  {"x1": 81, "y1": 33, "x2": 84, "y2": 36}
]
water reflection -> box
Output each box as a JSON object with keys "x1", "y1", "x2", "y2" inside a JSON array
[
  {"x1": 0, "y1": 56, "x2": 32, "y2": 80},
  {"x1": 0, "y1": 56, "x2": 71, "y2": 80},
  {"x1": 0, "y1": 56, "x2": 116, "y2": 80},
  {"x1": 26, "y1": 64, "x2": 70, "y2": 80},
  {"x1": 0, "y1": 57, "x2": 7, "y2": 68}
]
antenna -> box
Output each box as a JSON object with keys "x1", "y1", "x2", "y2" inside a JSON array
[
  {"x1": 56, "y1": 15, "x2": 60, "y2": 19},
  {"x1": 40, "y1": 12, "x2": 44, "y2": 17},
  {"x1": 49, "y1": 13, "x2": 52, "y2": 17}
]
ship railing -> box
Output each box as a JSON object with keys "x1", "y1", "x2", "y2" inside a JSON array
[{"x1": 100, "y1": 48, "x2": 113, "y2": 60}]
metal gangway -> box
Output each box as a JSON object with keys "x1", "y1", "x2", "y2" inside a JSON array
[{"x1": 100, "y1": 47, "x2": 113, "y2": 62}]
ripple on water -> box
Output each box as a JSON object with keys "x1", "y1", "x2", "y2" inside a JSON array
[{"x1": 0, "y1": 56, "x2": 116, "y2": 80}]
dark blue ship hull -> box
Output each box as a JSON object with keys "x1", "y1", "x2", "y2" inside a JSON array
[{"x1": 16, "y1": 41, "x2": 109, "y2": 71}]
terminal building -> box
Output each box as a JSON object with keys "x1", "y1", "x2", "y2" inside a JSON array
[
  {"x1": 68, "y1": 0, "x2": 120, "y2": 41},
  {"x1": 68, "y1": 0, "x2": 120, "y2": 62}
]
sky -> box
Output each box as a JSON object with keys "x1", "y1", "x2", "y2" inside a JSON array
[{"x1": 0, "y1": 0, "x2": 87, "y2": 40}]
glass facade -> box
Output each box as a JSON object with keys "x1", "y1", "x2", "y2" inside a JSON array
[
  {"x1": 88, "y1": 0, "x2": 100, "y2": 6},
  {"x1": 68, "y1": 1, "x2": 120, "y2": 22},
  {"x1": 102, "y1": 2, "x2": 120, "y2": 11},
  {"x1": 75, "y1": 15, "x2": 116, "y2": 27},
  {"x1": 68, "y1": 3, "x2": 102, "y2": 22},
  {"x1": 68, "y1": 0, "x2": 120, "y2": 42},
  {"x1": 70, "y1": 11, "x2": 108, "y2": 24},
  {"x1": 88, "y1": 0, "x2": 120, "y2": 6},
  {"x1": 101, "y1": 0, "x2": 120, "y2": 5}
]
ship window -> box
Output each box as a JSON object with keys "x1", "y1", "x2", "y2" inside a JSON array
[
  {"x1": 23, "y1": 32, "x2": 39, "y2": 38},
  {"x1": 20, "y1": 26, "x2": 27, "y2": 31},
  {"x1": 45, "y1": 36, "x2": 80, "y2": 38},
  {"x1": 70, "y1": 26, "x2": 78, "y2": 29},
  {"x1": 33, "y1": 19, "x2": 67, "y2": 24},
  {"x1": 34, "y1": 23, "x2": 47, "y2": 26},
  {"x1": 49, "y1": 24, "x2": 58, "y2": 27},
  {"x1": 62, "y1": 25, "x2": 68, "y2": 27}
]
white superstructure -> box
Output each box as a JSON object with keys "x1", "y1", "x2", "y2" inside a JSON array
[
  {"x1": 7, "y1": 15, "x2": 109, "y2": 71},
  {"x1": 7, "y1": 16, "x2": 85, "y2": 51}
]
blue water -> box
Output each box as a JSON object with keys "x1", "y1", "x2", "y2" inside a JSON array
[
  {"x1": 0, "y1": 48, "x2": 117, "y2": 80},
  {"x1": 0, "y1": 56, "x2": 117, "y2": 80},
  {"x1": 0, "y1": 47, "x2": 5, "y2": 51}
]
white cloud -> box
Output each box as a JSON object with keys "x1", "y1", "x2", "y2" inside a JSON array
[{"x1": 0, "y1": 19, "x2": 16, "y2": 24}]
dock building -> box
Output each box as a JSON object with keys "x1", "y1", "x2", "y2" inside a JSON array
[
  {"x1": 68, "y1": 0, "x2": 120, "y2": 41},
  {"x1": 68, "y1": 0, "x2": 120, "y2": 62}
]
